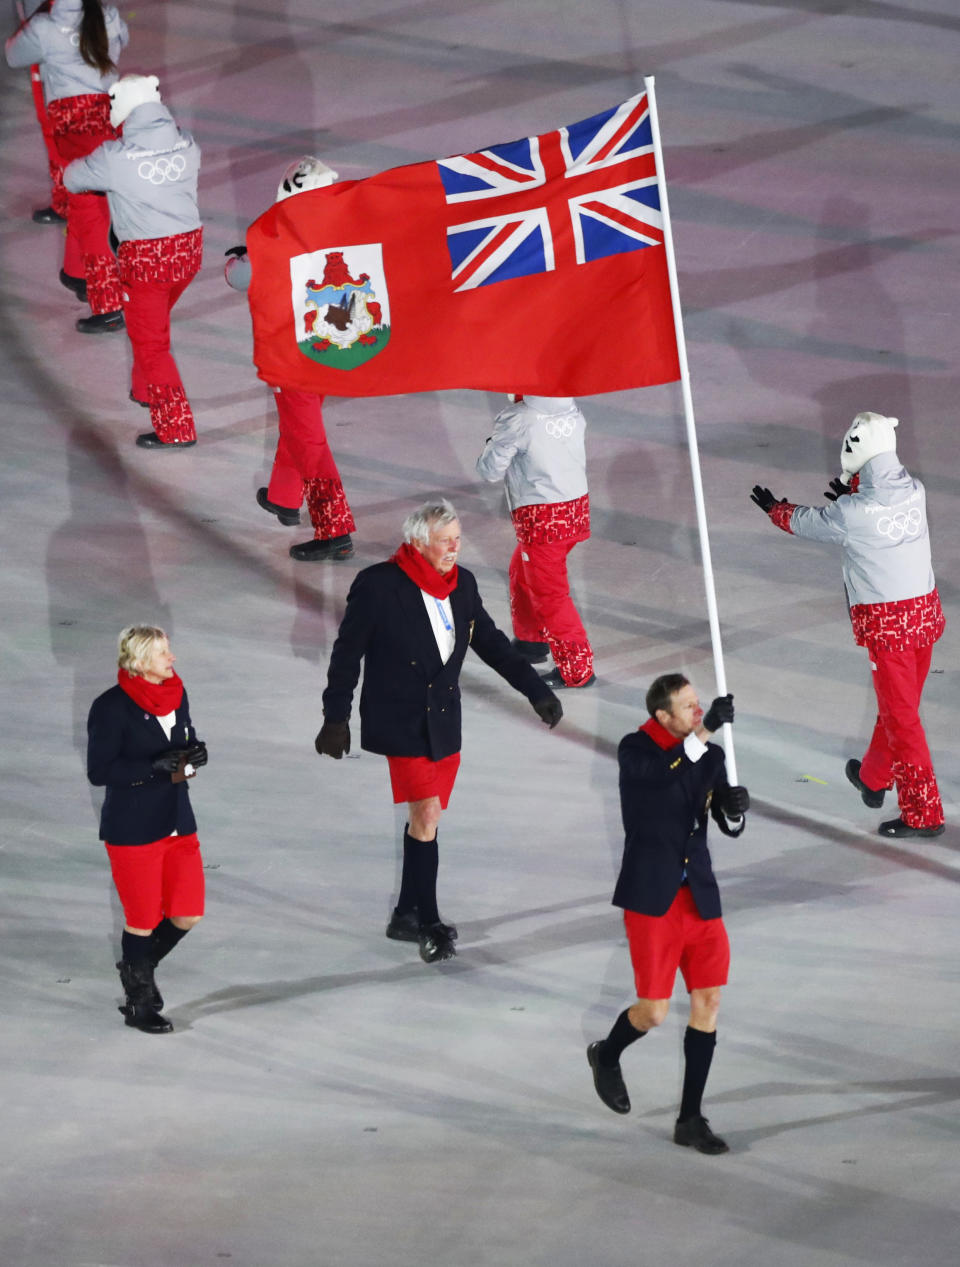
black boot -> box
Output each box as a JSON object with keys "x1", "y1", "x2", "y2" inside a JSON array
[
  {"x1": 76, "y1": 310, "x2": 124, "y2": 334},
  {"x1": 33, "y1": 205, "x2": 67, "y2": 224},
  {"x1": 59, "y1": 269, "x2": 87, "y2": 303},
  {"x1": 289, "y1": 534, "x2": 354, "y2": 562},
  {"x1": 257, "y1": 487, "x2": 301, "y2": 526},
  {"x1": 117, "y1": 959, "x2": 173, "y2": 1034}
]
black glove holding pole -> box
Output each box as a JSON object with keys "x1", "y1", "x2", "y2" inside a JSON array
[
  {"x1": 717, "y1": 785, "x2": 750, "y2": 818},
  {"x1": 702, "y1": 694, "x2": 734, "y2": 733}
]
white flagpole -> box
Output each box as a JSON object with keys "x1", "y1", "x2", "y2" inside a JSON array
[{"x1": 644, "y1": 75, "x2": 738, "y2": 783}]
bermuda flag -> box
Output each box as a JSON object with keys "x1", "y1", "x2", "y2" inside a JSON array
[{"x1": 246, "y1": 91, "x2": 680, "y2": 397}]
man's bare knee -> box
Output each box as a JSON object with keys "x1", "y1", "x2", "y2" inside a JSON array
[
  {"x1": 408, "y1": 798, "x2": 442, "y2": 840},
  {"x1": 689, "y1": 987, "x2": 722, "y2": 1031},
  {"x1": 629, "y1": 998, "x2": 670, "y2": 1030},
  {"x1": 170, "y1": 915, "x2": 203, "y2": 931}
]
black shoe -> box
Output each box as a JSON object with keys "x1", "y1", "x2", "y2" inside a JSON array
[
  {"x1": 386, "y1": 908, "x2": 420, "y2": 942},
  {"x1": 289, "y1": 534, "x2": 354, "y2": 562},
  {"x1": 387, "y1": 909, "x2": 459, "y2": 943},
  {"x1": 257, "y1": 486, "x2": 301, "y2": 526},
  {"x1": 419, "y1": 921, "x2": 457, "y2": 963},
  {"x1": 129, "y1": 390, "x2": 150, "y2": 408},
  {"x1": 59, "y1": 269, "x2": 87, "y2": 303},
  {"x1": 33, "y1": 205, "x2": 66, "y2": 224},
  {"x1": 879, "y1": 817, "x2": 945, "y2": 839},
  {"x1": 136, "y1": 432, "x2": 196, "y2": 449},
  {"x1": 116, "y1": 959, "x2": 163, "y2": 1010},
  {"x1": 845, "y1": 759, "x2": 885, "y2": 808},
  {"x1": 541, "y1": 667, "x2": 596, "y2": 689},
  {"x1": 511, "y1": 638, "x2": 550, "y2": 663},
  {"x1": 117, "y1": 959, "x2": 173, "y2": 1034},
  {"x1": 587, "y1": 1041, "x2": 631, "y2": 1114},
  {"x1": 674, "y1": 1114, "x2": 729, "y2": 1154},
  {"x1": 76, "y1": 310, "x2": 124, "y2": 334}
]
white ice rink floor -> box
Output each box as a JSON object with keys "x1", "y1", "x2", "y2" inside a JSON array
[{"x1": 2, "y1": 2, "x2": 959, "y2": 1264}]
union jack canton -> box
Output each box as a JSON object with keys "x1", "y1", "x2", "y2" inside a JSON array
[{"x1": 438, "y1": 93, "x2": 663, "y2": 293}]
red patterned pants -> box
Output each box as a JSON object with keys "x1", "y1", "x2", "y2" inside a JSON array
[
  {"x1": 49, "y1": 94, "x2": 122, "y2": 313},
  {"x1": 509, "y1": 538, "x2": 593, "y2": 685},
  {"x1": 30, "y1": 66, "x2": 75, "y2": 253},
  {"x1": 268, "y1": 388, "x2": 355, "y2": 539},
  {"x1": 119, "y1": 232, "x2": 202, "y2": 444},
  {"x1": 859, "y1": 643, "x2": 943, "y2": 828}
]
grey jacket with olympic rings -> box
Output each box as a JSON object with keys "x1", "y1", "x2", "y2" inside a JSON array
[
  {"x1": 63, "y1": 101, "x2": 200, "y2": 243},
  {"x1": 476, "y1": 397, "x2": 587, "y2": 511},
  {"x1": 786, "y1": 452, "x2": 935, "y2": 607},
  {"x1": 5, "y1": 0, "x2": 127, "y2": 102}
]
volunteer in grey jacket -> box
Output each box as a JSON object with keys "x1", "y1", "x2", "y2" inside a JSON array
[
  {"x1": 476, "y1": 395, "x2": 595, "y2": 687},
  {"x1": 752, "y1": 411, "x2": 945, "y2": 838},
  {"x1": 64, "y1": 74, "x2": 202, "y2": 448},
  {"x1": 6, "y1": 0, "x2": 127, "y2": 328}
]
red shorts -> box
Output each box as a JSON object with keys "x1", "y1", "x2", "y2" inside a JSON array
[
  {"x1": 624, "y1": 886, "x2": 729, "y2": 999},
  {"x1": 387, "y1": 754, "x2": 461, "y2": 808},
  {"x1": 105, "y1": 832, "x2": 205, "y2": 929}
]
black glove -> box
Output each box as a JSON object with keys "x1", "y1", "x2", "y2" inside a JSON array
[
  {"x1": 718, "y1": 785, "x2": 750, "y2": 818},
  {"x1": 224, "y1": 244, "x2": 247, "y2": 259},
  {"x1": 702, "y1": 694, "x2": 734, "y2": 732},
  {"x1": 750, "y1": 485, "x2": 787, "y2": 514},
  {"x1": 823, "y1": 477, "x2": 851, "y2": 502},
  {"x1": 533, "y1": 694, "x2": 563, "y2": 729},
  {"x1": 184, "y1": 742, "x2": 208, "y2": 769},
  {"x1": 152, "y1": 749, "x2": 188, "y2": 774},
  {"x1": 316, "y1": 719, "x2": 350, "y2": 759}
]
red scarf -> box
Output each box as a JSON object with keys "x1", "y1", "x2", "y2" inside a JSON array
[
  {"x1": 117, "y1": 668, "x2": 184, "y2": 715},
  {"x1": 391, "y1": 542, "x2": 459, "y2": 599},
  {"x1": 640, "y1": 716, "x2": 682, "y2": 750}
]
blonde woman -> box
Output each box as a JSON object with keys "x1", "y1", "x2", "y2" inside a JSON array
[{"x1": 87, "y1": 626, "x2": 207, "y2": 1032}]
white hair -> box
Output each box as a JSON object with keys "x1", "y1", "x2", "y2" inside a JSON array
[
  {"x1": 117, "y1": 625, "x2": 167, "y2": 675},
  {"x1": 401, "y1": 499, "x2": 458, "y2": 546}
]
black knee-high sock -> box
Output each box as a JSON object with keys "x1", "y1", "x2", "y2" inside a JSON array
[
  {"x1": 678, "y1": 1026, "x2": 717, "y2": 1121},
  {"x1": 409, "y1": 831, "x2": 440, "y2": 926},
  {"x1": 396, "y1": 827, "x2": 419, "y2": 914},
  {"x1": 599, "y1": 1008, "x2": 647, "y2": 1067},
  {"x1": 121, "y1": 929, "x2": 153, "y2": 964},
  {"x1": 151, "y1": 918, "x2": 189, "y2": 964}
]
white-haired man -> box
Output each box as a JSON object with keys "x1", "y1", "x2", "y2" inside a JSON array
[
  {"x1": 316, "y1": 500, "x2": 563, "y2": 962},
  {"x1": 752, "y1": 411, "x2": 945, "y2": 837}
]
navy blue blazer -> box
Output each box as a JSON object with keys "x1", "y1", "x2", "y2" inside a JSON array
[
  {"x1": 612, "y1": 728, "x2": 744, "y2": 919},
  {"x1": 322, "y1": 561, "x2": 553, "y2": 759},
  {"x1": 87, "y1": 684, "x2": 199, "y2": 846}
]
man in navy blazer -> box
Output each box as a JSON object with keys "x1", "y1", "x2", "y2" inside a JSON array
[
  {"x1": 317, "y1": 499, "x2": 562, "y2": 964},
  {"x1": 587, "y1": 673, "x2": 749, "y2": 1155}
]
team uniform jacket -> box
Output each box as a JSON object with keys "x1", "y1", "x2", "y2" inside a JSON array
[
  {"x1": 613, "y1": 728, "x2": 743, "y2": 920},
  {"x1": 770, "y1": 452, "x2": 943, "y2": 650},
  {"x1": 87, "y1": 684, "x2": 198, "y2": 845},
  {"x1": 322, "y1": 561, "x2": 554, "y2": 759},
  {"x1": 476, "y1": 398, "x2": 587, "y2": 511},
  {"x1": 5, "y1": 0, "x2": 128, "y2": 100},
  {"x1": 62, "y1": 101, "x2": 201, "y2": 242}
]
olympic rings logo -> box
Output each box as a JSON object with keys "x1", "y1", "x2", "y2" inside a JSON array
[
  {"x1": 544, "y1": 417, "x2": 575, "y2": 439},
  {"x1": 876, "y1": 508, "x2": 921, "y2": 542},
  {"x1": 138, "y1": 155, "x2": 187, "y2": 185}
]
